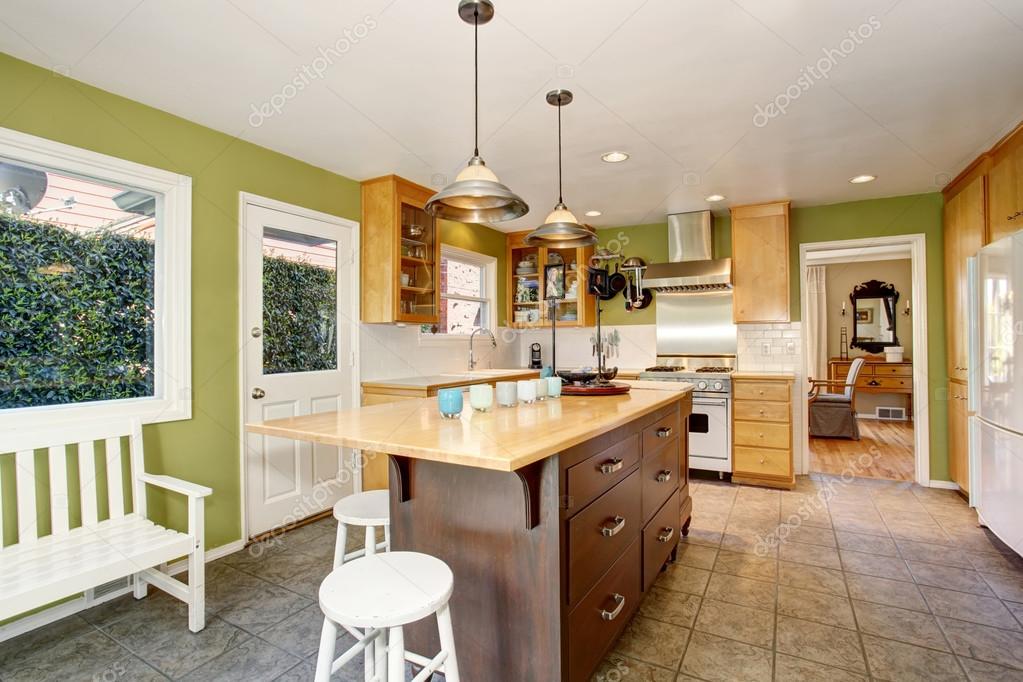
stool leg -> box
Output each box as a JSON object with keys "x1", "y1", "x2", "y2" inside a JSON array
[
  {"x1": 365, "y1": 525, "x2": 376, "y2": 557},
  {"x1": 436, "y1": 602, "x2": 460, "y2": 682},
  {"x1": 375, "y1": 627, "x2": 388, "y2": 681},
  {"x1": 314, "y1": 618, "x2": 338, "y2": 682},
  {"x1": 387, "y1": 626, "x2": 404, "y2": 682},
  {"x1": 383, "y1": 523, "x2": 391, "y2": 552},
  {"x1": 334, "y1": 522, "x2": 348, "y2": 568}
]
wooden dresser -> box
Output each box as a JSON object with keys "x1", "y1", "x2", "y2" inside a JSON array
[
  {"x1": 731, "y1": 373, "x2": 795, "y2": 489},
  {"x1": 828, "y1": 358, "x2": 913, "y2": 416}
]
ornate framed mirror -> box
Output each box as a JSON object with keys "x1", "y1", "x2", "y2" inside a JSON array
[{"x1": 850, "y1": 280, "x2": 900, "y2": 353}]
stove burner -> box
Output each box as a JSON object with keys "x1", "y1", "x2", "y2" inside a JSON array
[
  {"x1": 644, "y1": 365, "x2": 686, "y2": 372},
  {"x1": 695, "y1": 366, "x2": 734, "y2": 373}
]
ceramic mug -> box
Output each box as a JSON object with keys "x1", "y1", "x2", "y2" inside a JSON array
[
  {"x1": 400, "y1": 273, "x2": 410, "y2": 287},
  {"x1": 546, "y1": 376, "x2": 562, "y2": 398},
  {"x1": 496, "y1": 381, "x2": 517, "y2": 406},
  {"x1": 469, "y1": 384, "x2": 494, "y2": 412},
  {"x1": 437, "y1": 387, "x2": 463, "y2": 419},
  {"x1": 517, "y1": 380, "x2": 537, "y2": 404}
]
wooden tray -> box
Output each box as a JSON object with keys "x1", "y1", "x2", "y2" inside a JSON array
[{"x1": 561, "y1": 382, "x2": 631, "y2": 396}]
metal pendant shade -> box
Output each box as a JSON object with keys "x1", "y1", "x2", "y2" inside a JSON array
[
  {"x1": 425, "y1": 0, "x2": 528, "y2": 223},
  {"x1": 523, "y1": 89, "x2": 597, "y2": 248}
]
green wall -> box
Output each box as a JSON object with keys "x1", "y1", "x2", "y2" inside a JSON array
[
  {"x1": 597, "y1": 194, "x2": 948, "y2": 479},
  {"x1": 0, "y1": 53, "x2": 506, "y2": 553}
]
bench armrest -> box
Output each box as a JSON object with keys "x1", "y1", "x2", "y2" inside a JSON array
[{"x1": 140, "y1": 473, "x2": 212, "y2": 499}]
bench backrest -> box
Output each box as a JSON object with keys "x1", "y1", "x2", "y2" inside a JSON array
[{"x1": 1, "y1": 420, "x2": 146, "y2": 548}]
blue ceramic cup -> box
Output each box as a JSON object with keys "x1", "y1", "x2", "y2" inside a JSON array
[{"x1": 437, "y1": 387, "x2": 463, "y2": 419}]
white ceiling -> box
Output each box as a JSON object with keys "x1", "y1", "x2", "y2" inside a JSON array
[{"x1": 2, "y1": 0, "x2": 1022, "y2": 230}]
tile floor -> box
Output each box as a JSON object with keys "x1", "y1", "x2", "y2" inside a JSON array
[{"x1": 2, "y1": 475, "x2": 1022, "y2": 681}]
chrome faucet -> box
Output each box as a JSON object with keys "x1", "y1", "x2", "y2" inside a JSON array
[{"x1": 468, "y1": 327, "x2": 497, "y2": 370}]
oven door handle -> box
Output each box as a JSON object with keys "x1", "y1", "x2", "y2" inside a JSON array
[{"x1": 692, "y1": 398, "x2": 728, "y2": 407}]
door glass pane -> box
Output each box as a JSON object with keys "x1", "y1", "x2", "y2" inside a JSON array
[
  {"x1": 399, "y1": 202, "x2": 436, "y2": 319},
  {"x1": 262, "y1": 226, "x2": 337, "y2": 374}
]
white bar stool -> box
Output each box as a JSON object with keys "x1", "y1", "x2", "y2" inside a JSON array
[
  {"x1": 333, "y1": 489, "x2": 390, "y2": 568},
  {"x1": 315, "y1": 552, "x2": 460, "y2": 682}
]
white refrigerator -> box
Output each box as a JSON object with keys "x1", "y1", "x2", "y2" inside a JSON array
[{"x1": 972, "y1": 231, "x2": 1023, "y2": 557}]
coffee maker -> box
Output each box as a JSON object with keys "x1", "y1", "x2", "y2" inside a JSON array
[{"x1": 528, "y1": 343, "x2": 543, "y2": 369}]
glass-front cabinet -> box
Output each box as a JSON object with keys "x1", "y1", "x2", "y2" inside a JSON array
[
  {"x1": 360, "y1": 175, "x2": 440, "y2": 324},
  {"x1": 506, "y1": 230, "x2": 595, "y2": 328}
]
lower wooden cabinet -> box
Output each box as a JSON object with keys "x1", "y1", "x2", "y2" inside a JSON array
[
  {"x1": 948, "y1": 380, "x2": 970, "y2": 494},
  {"x1": 732, "y1": 375, "x2": 795, "y2": 489}
]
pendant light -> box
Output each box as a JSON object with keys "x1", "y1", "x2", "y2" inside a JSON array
[
  {"x1": 425, "y1": 0, "x2": 528, "y2": 223},
  {"x1": 523, "y1": 90, "x2": 598, "y2": 248}
]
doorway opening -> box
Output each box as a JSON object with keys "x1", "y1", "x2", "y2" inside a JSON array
[{"x1": 799, "y1": 236, "x2": 930, "y2": 485}]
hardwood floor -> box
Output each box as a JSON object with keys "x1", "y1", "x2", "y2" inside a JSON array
[{"x1": 810, "y1": 418, "x2": 915, "y2": 481}]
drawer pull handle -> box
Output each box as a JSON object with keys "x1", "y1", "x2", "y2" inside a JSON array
[
  {"x1": 758, "y1": 433, "x2": 764, "y2": 438},
  {"x1": 657, "y1": 527, "x2": 675, "y2": 543},
  {"x1": 759, "y1": 457, "x2": 766, "y2": 464},
  {"x1": 758, "y1": 390, "x2": 765, "y2": 395},
  {"x1": 656, "y1": 470, "x2": 672, "y2": 483},
  {"x1": 758, "y1": 409, "x2": 765, "y2": 415},
  {"x1": 601, "y1": 593, "x2": 626, "y2": 621},
  {"x1": 599, "y1": 457, "x2": 624, "y2": 474},
  {"x1": 656, "y1": 426, "x2": 673, "y2": 438},
  {"x1": 600, "y1": 515, "x2": 626, "y2": 537}
]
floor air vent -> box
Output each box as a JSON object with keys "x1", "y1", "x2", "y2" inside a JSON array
[{"x1": 875, "y1": 406, "x2": 907, "y2": 421}]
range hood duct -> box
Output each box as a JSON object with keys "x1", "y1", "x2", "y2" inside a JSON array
[{"x1": 644, "y1": 211, "x2": 732, "y2": 293}]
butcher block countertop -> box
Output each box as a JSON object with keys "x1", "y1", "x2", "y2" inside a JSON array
[
  {"x1": 731, "y1": 371, "x2": 796, "y2": 380},
  {"x1": 247, "y1": 385, "x2": 692, "y2": 472}
]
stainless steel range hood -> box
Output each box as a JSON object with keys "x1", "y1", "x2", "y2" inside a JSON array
[{"x1": 644, "y1": 211, "x2": 732, "y2": 292}]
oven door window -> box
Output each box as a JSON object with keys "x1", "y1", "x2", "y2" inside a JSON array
[{"x1": 689, "y1": 413, "x2": 710, "y2": 433}]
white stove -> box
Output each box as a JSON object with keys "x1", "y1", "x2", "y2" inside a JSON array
[{"x1": 639, "y1": 357, "x2": 734, "y2": 475}]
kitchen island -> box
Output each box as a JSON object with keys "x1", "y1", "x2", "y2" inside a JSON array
[{"x1": 248, "y1": 386, "x2": 693, "y2": 681}]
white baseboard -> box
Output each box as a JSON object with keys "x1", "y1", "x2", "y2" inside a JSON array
[
  {"x1": 0, "y1": 539, "x2": 246, "y2": 643},
  {"x1": 928, "y1": 480, "x2": 961, "y2": 490}
]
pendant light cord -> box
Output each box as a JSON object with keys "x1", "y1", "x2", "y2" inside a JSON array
[
  {"x1": 473, "y1": 9, "x2": 479, "y2": 158},
  {"x1": 557, "y1": 102, "x2": 563, "y2": 204}
]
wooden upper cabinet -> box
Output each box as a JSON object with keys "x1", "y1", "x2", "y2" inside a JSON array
[
  {"x1": 989, "y1": 132, "x2": 1023, "y2": 243},
  {"x1": 730, "y1": 201, "x2": 790, "y2": 323},
  {"x1": 943, "y1": 175, "x2": 985, "y2": 382},
  {"x1": 506, "y1": 230, "x2": 595, "y2": 328},
  {"x1": 361, "y1": 175, "x2": 440, "y2": 324}
]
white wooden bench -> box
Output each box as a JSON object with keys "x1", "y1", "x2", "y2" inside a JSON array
[{"x1": 0, "y1": 420, "x2": 212, "y2": 632}]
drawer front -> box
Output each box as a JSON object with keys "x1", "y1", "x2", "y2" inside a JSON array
[
  {"x1": 733, "y1": 400, "x2": 790, "y2": 423},
  {"x1": 565, "y1": 434, "x2": 640, "y2": 512},
  {"x1": 734, "y1": 445, "x2": 791, "y2": 478},
  {"x1": 863, "y1": 376, "x2": 912, "y2": 391},
  {"x1": 642, "y1": 408, "x2": 680, "y2": 455},
  {"x1": 641, "y1": 440, "x2": 680, "y2": 523},
  {"x1": 643, "y1": 490, "x2": 681, "y2": 591},
  {"x1": 734, "y1": 420, "x2": 790, "y2": 449},
  {"x1": 568, "y1": 469, "x2": 642, "y2": 605},
  {"x1": 830, "y1": 363, "x2": 852, "y2": 381},
  {"x1": 872, "y1": 363, "x2": 912, "y2": 377},
  {"x1": 567, "y1": 539, "x2": 641, "y2": 682},
  {"x1": 734, "y1": 381, "x2": 790, "y2": 402}
]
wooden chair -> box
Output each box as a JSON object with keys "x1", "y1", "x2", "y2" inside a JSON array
[
  {"x1": 808, "y1": 357, "x2": 866, "y2": 440},
  {"x1": 0, "y1": 420, "x2": 211, "y2": 631}
]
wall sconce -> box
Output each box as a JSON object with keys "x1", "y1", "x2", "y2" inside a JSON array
[
  {"x1": 841, "y1": 301, "x2": 847, "y2": 316},
  {"x1": 903, "y1": 300, "x2": 911, "y2": 316}
]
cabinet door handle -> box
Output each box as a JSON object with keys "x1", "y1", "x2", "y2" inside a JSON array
[
  {"x1": 599, "y1": 457, "x2": 624, "y2": 474},
  {"x1": 656, "y1": 426, "x2": 673, "y2": 438},
  {"x1": 600, "y1": 515, "x2": 626, "y2": 537},
  {"x1": 657, "y1": 527, "x2": 675, "y2": 543},
  {"x1": 758, "y1": 409, "x2": 766, "y2": 415},
  {"x1": 656, "y1": 470, "x2": 672, "y2": 483},
  {"x1": 600, "y1": 593, "x2": 626, "y2": 621}
]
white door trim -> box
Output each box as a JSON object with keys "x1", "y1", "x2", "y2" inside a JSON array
[
  {"x1": 237, "y1": 192, "x2": 361, "y2": 541},
  {"x1": 798, "y1": 233, "x2": 931, "y2": 486}
]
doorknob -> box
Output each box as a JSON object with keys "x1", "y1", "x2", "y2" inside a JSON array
[
  {"x1": 251, "y1": 327, "x2": 262, "y2": 338},
  {"x1": 251, "y1": 388, "x2": 266, "y2": 399}
]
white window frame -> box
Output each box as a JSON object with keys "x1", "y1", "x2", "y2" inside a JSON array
[
  {"x1": 420, "y1": 244, "x2": 497, "y2": 343},
  {"x1": 0, "y1": 127, "x2": 192, "y2": 431}
]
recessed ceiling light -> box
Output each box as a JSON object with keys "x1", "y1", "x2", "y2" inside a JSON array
[
  {"x1": 585, "y1": 210, "x2": 602, "y2": 217},
  {"x1": 849, "y1": 174, "x2": 876, "y2": 184},
  {"x1": 601, "y1": 151, "x2": 629, "y2": 163},
  {"x1": 705, "y1": 194, "x2": 726, "y2": 202}
]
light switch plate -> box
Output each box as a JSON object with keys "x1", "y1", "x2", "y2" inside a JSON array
[{"x1": 761, "y1": 342, "x2": 771, "y2": 355}]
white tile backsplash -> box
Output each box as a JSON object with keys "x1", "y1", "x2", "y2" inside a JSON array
[
  {"x1": 359, "y1": 324, "x2": 519, "y2": 381},
  {"x1": 513, "y1": 324, "x2": 657, "y2": 371}
]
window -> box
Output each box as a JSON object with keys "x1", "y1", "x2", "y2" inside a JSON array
[
  {"x1": 421, "y1": 245, "x2": 496, "y2": 338},
  {"x1": 0, "y1": 127, "x2": 191, "y2": 428}
]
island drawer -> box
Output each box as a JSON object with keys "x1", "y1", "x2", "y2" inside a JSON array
[
  {"x1": 643, "y1": 489, "x2": 680, "y2": 591},
  {"x1": 734, "y1": 401, "x2": 789, "y2": 423},
  {"x1": 734, "y1": 420, "x2": 790, "y2": 449},
  {"x1": 568, "y1": 469, "x2": 641, "y2": 606},
  {"x1": 734, "y1": 381, "x2": 790, "y2": 402},
  {"x1": 642, "y1": 408, "x2": 680, "y2": 454},
  {"x1": 641, "y1": 439, "x2": 679, "y2": 523},
  {"x1": 567, "y1": 538, "x2": 641, "y2": 682},
  {"x1": 565, "y1": 434, "x2": 640, "y2": 512}
]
